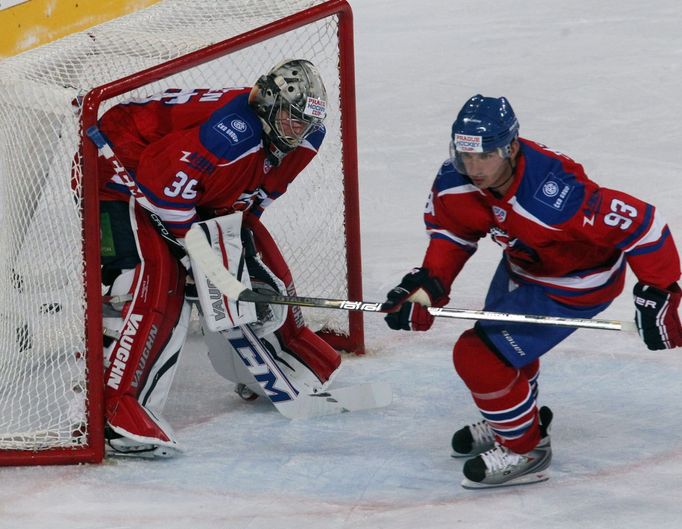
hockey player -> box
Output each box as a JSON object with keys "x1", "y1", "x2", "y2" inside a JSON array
[
  {"x1": 97, "y1": 59, "x2": 341, "y2": 457},
  {"x1": 383, "y1": 94, "x2": 682, "y2": 488}
]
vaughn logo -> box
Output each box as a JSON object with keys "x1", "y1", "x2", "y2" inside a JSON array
[
  {"x1": 131, "y1": 324, "x2": 158, "y2": 389},
  {"x1": 208, "y1": 280, "x2": 227, "y2": 322},
  {"x1": 107, "y1": 313, "x2": 144, "y2": 390}
]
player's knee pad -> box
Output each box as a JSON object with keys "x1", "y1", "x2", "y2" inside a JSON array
[
  {"x1": 452, "y1": 329, "x2": 518, "y2": 394},
  {"x1": 103, "y1": 205, "x2": 188, "y2": 444}
]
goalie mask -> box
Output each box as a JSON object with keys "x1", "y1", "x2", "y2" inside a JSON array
[{"x1": 249, "y1": 59, "x2": 328, "y2": 166}]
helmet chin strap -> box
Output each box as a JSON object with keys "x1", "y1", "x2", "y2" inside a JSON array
[{"x1": 489, "y1": 158, "x2": 516, "y2": 195}]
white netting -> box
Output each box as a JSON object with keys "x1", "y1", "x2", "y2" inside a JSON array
[{"x1": 0, "y1": 0, "x2": 354, "y2": 456}]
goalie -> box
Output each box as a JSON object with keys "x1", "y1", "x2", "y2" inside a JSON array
[{"x1": 96, "y1": 59, "x2": 341, "y2": 457}]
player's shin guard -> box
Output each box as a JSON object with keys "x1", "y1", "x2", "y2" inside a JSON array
[{"x1": 453, "y1": 329, "x2": 540, "y2": 454}]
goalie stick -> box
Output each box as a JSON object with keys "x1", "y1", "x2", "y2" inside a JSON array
[
  {"x1": 87, "y1": 125, "x2": 391, "y2": 419},
  {"x1": 186, "y1": 225, "x2": 638, "y2": 333}
]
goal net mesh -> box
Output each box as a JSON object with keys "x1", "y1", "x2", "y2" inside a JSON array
[{"x1": 0, "y1": 0, "x2": 356, "y2": 456}]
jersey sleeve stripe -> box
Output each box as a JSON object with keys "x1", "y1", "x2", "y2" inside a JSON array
[
  {"x1": 426, "y1": 227, "x2": 478, "y2": 251},
  {"x1": 626, "y1": 226, "x2": 671, "y2": 256},
  {"x1": 622, "y1": 207, "x2": 665, "y2": 252},
  {"x1": 136, "y1": 181, "x2": 196, "y2": 210},
  {"x1": 437, "y1": 183, "x2": 480, "y2": 197}
]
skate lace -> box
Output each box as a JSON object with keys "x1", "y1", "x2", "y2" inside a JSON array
[
  {"x1": 480, "y1": 444, "x2": 524, "y2": 472},
  {"x1": 469, "y1": 421, "x2": 495, "y2": 446}
]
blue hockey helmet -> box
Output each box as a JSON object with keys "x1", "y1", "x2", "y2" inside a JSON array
[{"x1": 449, "y1": 94, "x2": 519, "y2": 166}]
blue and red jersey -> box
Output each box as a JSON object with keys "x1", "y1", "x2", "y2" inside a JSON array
[
  {"x1": 423, "y1": 138, "x2": 680, "y2": 307},
  {"x1": 97, "y1": 87, "x2": 325, "y2": 236}
]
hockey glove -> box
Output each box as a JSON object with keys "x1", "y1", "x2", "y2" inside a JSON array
[
  {"x1": 633, "y1": 282, "x2": 682, "y2": 350},
  {"x1": 383, "y1": 267, "x2": 447, "y2": 331}
]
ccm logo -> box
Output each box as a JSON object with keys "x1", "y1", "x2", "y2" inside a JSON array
[{"x1": 634, "y1": 296, "x2": 657, "y2": 309}]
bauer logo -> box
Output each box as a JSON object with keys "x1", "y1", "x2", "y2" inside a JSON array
[
  {"x1": 304, "y1": 97, "x2": 327, "y2": 119},
  {"x1": 213, "y1": 114, "x2": 253, "y2": 145},
  {"x1": 454, "y1": 134, "x2": 483, "y2": 153}
]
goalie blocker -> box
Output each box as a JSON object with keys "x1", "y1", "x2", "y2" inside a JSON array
[{"x1": 190, "y1": 212, "x2": 342, "y2": 398}]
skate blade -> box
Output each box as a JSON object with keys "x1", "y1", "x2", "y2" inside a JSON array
[
  {"x1": 106, "y1": 444, "x2": 181, "y2": 460},
  {"x1": 461, "y1": 472, "x2": 549, "y2": 490},
  {"x1": 451, "y1": 451, "x2": 476, "y2": 459}
]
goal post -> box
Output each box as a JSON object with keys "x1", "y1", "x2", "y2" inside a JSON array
[{"x1": 0, "y1": 0, "x2": 363, "y2": 466}]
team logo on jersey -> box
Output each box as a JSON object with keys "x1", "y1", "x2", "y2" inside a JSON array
[
  {"x1": 231, "y1": 119, "x2": 247, "y2": 132},
  {"x1": 534, "y1": 172, "x2": 574, "y2": 211},
  {"x1": 492, "y1": 205, "x2": 507, "y2": 223},
  {"x1": 542, "y1": 181, "x2": 560, "y2": 197},
  {"x1": 232, "y1": 188, "x2": 267, "y2": 211},
  {"x1": 213, "y1": 114, "x2": 254, "y2": 145}
]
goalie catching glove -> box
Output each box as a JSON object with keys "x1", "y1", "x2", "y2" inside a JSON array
[
  {"x1": 633, "y1": 281, "x2": 682, "y2": 350},
  {"x1": 383, "y1": 267, "x2": 448, "y2": 331}
]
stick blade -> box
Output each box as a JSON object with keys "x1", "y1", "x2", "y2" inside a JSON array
[{"x1": 275, "y1": 382, "x2": 393, "y2": 420}]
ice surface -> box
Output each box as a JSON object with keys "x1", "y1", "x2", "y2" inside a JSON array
[{"x1": 3, "y1": 0, "x2": 682, "y2": 527}]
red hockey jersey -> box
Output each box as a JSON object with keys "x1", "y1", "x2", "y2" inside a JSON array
[
  {"x1": 423, "y1": 138, "x2": 680, "y2": 307},
  {"x1": 97, "y1": 87, "x2": 324, "y2": 236}
]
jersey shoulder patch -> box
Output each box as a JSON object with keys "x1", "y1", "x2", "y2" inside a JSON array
[
  {"x1": 199, "y1": 93, "x2": 262, "y2": 160},
  {"x1": 514, "y1": 142, "x2": 586, "y2": 226}
]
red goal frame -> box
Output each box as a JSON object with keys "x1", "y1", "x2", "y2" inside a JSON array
[{"x1": 1, "y1": 0, "x2": 362, "y2": 466}]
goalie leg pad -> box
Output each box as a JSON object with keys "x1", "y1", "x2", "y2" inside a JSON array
[
  {"x1": 245, "y1": 215, "x2": 341, "y2": 383},
  {"x1": 103, "y1": 200, "x2": 188, "y2": 447},
  {"x1": 205, "y1": 323, "x2": 337, "y2": 396}
]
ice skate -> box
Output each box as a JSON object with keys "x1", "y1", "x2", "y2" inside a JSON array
[
  {"x1": 460, "y1": 406, "x2": 553, "y2": 489},
  {"x1": 105, "y1": 428, "x2": 181, "y2": 459},
  {"x1": 451, "y1": 419, "x2": 495, "y2": 458}
]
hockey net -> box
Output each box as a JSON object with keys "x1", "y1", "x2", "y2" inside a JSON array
[{"x1": 0, "y1": 0, "x2": 362, "y2": 465}]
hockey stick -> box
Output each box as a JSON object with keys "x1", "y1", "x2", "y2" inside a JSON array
[
  {"x1": 87, "y1": 126, "x2": 392, "y2": 418},
  {"x1": 186, "y1": 225, "x2": 638, "y2": 333}
]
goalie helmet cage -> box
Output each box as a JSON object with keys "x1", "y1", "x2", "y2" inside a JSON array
[{"x1": 0, "y1": 0, "x2": 363, "y2": 466}]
